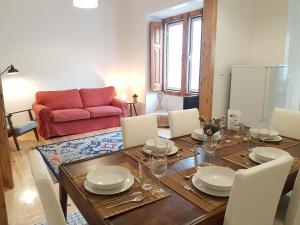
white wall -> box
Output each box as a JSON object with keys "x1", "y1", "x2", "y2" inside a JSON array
[
  {"x1": 212, "y1": 0, "x2": 288, "y2": 117},
  {"x1": 0, "y1": 0, "x2": 131, "y2": 121},
  {"x1": 286, "y1": 0, "x2": 300, "y2": 110}
]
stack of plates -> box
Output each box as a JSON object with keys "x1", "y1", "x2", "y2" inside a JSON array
[
  {"x1": 143, "y1": 138, "x2": 178, "y2": 156},
  {"x1": 191, "y1": 166, "x2": 235, "y2": 197},
  {"x1": 84, "y1": 166, "x2": 134, "y2": 195},
  {"x1": 249, "y1": 147, "x2": 291, "y2": 164},
  {"x1": 191, "y1": 129, "x2": 221, "y2": 141},
  {"x1": 250, "y1": 128, "x2": 282, "y2": 142}
]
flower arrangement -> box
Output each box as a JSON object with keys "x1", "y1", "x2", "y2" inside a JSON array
[{"x1": 199, "y1": 116, "x2": 225, "y2": 136}]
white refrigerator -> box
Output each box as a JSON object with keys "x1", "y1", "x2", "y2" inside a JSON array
[{"x1": 229, "y1": 65, "x2": 290, "y2": 127}]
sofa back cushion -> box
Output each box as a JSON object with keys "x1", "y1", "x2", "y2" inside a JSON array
[
  {"x1": 80, "y1": 87, "x2": 117, "y2": 108},
  {"x1": 36, "y1": 89, "x2": 83, "y2": 110}
]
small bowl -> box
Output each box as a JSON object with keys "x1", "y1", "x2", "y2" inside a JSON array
[
  {"x1": 252, "y1": 147, "x2": 290, "y2": 162},
  {"x1": 194, "y1": 166, "x2": 235, "y2": 192},
  {"x1": 250, "y1": 128, "x2": 279, "y2": 139},
  {"x1": 87, "y1": 166, "x2": 130, "y2": 190}
]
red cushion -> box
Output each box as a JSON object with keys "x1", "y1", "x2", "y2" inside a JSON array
[
  {"x1": 36, "y1": 89, "x2": 83, "y2": 110},
  {"x1": 52, "y1": 109, "x2": 90, "y2": 123},
  {"x1": 85, "y1": 106, "x2": 122, "y2": 118},
  {"x1": 79, "y1": 87, "x2": 117, "y2": 108}
]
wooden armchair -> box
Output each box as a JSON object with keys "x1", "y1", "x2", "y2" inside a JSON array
[{"x1": 6, "y1": 109, "x2": 39, "y2": 151}]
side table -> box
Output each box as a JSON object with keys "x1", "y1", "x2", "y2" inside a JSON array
[{"x1": 127, "y1": 102, "x2": 138, "y2": 117}]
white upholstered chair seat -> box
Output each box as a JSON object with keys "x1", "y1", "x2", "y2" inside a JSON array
[
  {"x1": 271, "y1": 108, "x2": 300, "y2": 140},
  {"x1": 224, "y1": 155, "x2": 294, "y2": 225},
  {"x1": 168, "y1": 108, "x2": 200, "y2": 138},
  {"x1": 121, "y1": 114, "x2": 158, "y2": 148},
  {"x1": 28, "y1": 151, "x2": 67, "y2": 225}
]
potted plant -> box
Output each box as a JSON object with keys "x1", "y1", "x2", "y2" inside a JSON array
[
  {"x1": 199, "y1": 116, "x2": 223, "y2": 154},
  {"x1": 132, "y1": 93, "x2": 138, "y2": 103}
]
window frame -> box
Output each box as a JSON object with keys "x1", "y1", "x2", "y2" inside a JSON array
[{"x1": 162, "y1": 9, "x2": 202, "y2": 96}]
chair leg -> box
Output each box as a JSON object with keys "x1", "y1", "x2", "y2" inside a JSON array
[
  {"x1": 33, "y1": 128, "x2": 39, "y2": 141},
  {"x1": 12, "y1": 135, "x2": 20, "y2": 151}
]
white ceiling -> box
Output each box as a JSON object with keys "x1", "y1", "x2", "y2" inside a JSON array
[{"x1": 149, "y1": 0, "x2": 204, "y2": 19}]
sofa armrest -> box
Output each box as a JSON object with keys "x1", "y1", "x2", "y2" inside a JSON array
[
  {"x1": 32, "y1": 103, "x2": 52, "y2": 121},
  {"x1": 112, "y1": 98, "x2": 128, "y2": 117}
]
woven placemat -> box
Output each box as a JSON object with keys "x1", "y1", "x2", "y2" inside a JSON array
[
  {"x1": 160, "y1": 168, "x2": 227, "y2": 212},
  {"x1": 222, "y1": 137, "x2": 300, "y2": 169},
  {"x1": 72, "y1": 162, "x2": 171, "y2": 219},
  {"x1": 124, "y1": 146, "x2": 194, "y2": 165},
  {"x1": 178, "y1": 135, "x2": 244, "y2": 149}
]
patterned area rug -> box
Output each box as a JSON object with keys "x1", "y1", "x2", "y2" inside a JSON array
[
  {"x1": 35, "y1": 211, "x2": 87, "y2": 225},
  {"x1": 35, "y1": 128, "x2": 123, "y2": 180}
]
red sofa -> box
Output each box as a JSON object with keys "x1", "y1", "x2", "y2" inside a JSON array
[{"x1": 32, "y1": 87, "x2": 127, "y2": 139}]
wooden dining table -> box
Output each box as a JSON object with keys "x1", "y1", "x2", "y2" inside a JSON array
[{"x1": 59, "y1": 135, "x2": 300, "y2": 225}]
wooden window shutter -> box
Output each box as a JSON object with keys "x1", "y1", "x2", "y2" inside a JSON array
[{"x1": 150, "y1": 22, "x2": 163, "y2": 91}]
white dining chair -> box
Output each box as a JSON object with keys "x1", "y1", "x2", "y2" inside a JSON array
[
  {"x1": 274, "y1": 170, "x2": 300, "y2": 225},
  {"x1": 224, "y1": 155, "x2": 294, "y2": 225},
  {"x1": 121, "y1": 114, "x2": 158, "y2": 148},
  {"x1": 168, "y1": 108, "x2": 200, "y2": 138},
  {"x1": 270, "y1": 108, "x2": 300, "y2": 140},
  {"x1": 28, "y1": 150, "x2": 67, "y2": 225}
]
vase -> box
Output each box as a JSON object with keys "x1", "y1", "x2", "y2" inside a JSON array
[{"x1": 133, "y1": 97, "x2": 138, "y2": 103}]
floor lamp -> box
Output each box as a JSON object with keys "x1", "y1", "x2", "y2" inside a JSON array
[{"x1": 0, "y1": 64, "x2": 19, "y2": 225}]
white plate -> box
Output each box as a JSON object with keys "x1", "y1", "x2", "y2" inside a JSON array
[
  {"x1": 250, "y1": 128, "x2": 279, "y2": 139},
  {"x1": 84, "y1": 175, "x2": 134, "y2": 195},
  {"x1": 87, "y1": 166, "x2": 130, "y2": 190},
  {"x1": 249, "y1": 152, "x2": 265, "y2": 164},
  {"x1": 192, "y1": 178, "x2": 230, "y2": 197},
  {"x1": 252, "y1": 147, "x2": 290, "y2": 162},
  {"x1": 145, "y1": 139, "x2": 175, "y2": 150},
  {"x1": 194, "y1": 166, "x2": 235, "y2": 192},
  {"x1": 143, "y1": 146, "x2": 178, "y2": 156},
  {"x1": 191, "y1": 132, "x2": 221, "y2": 141}
]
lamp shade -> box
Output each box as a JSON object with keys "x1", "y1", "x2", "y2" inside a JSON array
[
  {"x1": 7, "y1": 65, "x2": 19, "y2": 75},
  {"x1": 73, "y1": 0, "x2": 98, "y2": 9}
]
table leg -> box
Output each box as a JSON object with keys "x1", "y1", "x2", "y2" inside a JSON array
[
  {"x1": 133, "y1": 104, "x2": 138, "y2": 116},
  {"x1": 59, "y1": 183, "x2": 68, "y2": 220},
  {"x1": 130, "y1": 104, "x2": 133, "y2": 117}
]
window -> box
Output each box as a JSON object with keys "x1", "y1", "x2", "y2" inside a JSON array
[
  {"x1": 150, "y1": 10, "x2": 202, "y2": 96},
  {"x1": 164, "y1": 10, "x2": 202, "y2": 95}
]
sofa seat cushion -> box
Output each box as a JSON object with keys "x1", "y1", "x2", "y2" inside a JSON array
[
  {"x1": 52, "y1": 109, "x2": 90, "y2": 123},
  {"x1": 36, "y1": 89, "x2": 83, "y2": 110},
  {"x1": 85, "y1": 106, "x2": 122, "y2": 118}
]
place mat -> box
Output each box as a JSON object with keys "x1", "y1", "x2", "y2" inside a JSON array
[
  {"x1": 72, "y1": 162, "x2": 171, "y2": 219},
  {"x1": 178, "y1": 135, "x2": 244, "y2": 149},
  {"x1": 160, "y1": 167, "x2": 227, "y2": 212},
  {"x1": 222, "y1": 137, "x2": 300, "y2": 169},
  {"x1": 124, "y1": 146, "x2": 194, "y2": 165}
]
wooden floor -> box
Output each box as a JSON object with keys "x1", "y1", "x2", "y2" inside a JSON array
[{"x1": 5, "y1": 128, "x2": 170, "y2": 225}]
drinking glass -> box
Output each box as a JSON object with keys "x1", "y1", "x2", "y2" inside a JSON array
[
  {"x1": 151, "y1": 154, "x2": 167, "y2": 198},
  {"x1": 259, "y1": 128, "x2": 270, "y2": 146},
  {"x1": 153, "y1": 138, "x2": 168, "y2": 156},
  {"x1": 193, "y1": 146, "x2": 206, "y2": 170},
  {"x1": 138, "y1": 158, "x2": 153, "y2": 191}
]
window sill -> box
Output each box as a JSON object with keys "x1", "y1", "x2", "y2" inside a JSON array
[{"x1": 163, "y1": 90, "x2": 198, "y2": 97}]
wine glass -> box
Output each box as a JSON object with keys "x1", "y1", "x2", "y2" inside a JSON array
[{"x1": 151, "y1": 154, "x2": 167, "y2": 198}]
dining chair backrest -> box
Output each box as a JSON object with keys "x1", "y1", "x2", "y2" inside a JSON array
[
  {"x1": 168, "y1": 108, "x2": 200, "y2": 138},
  {"x1": 271, "y1": 108, "x2": 300, "y2": 140},
  {"x1": 284, "y1": 170, "x2": 300, "y2": 225},
  {"x1": 28, "y1": 151, "x2": 67, "y2": 225},
  {"x1": 121, "y1": 114, "x2": 158, "y2": 148},
  {"x1": 224, "y1": 155, "x2": 294, "y2": 225}
]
